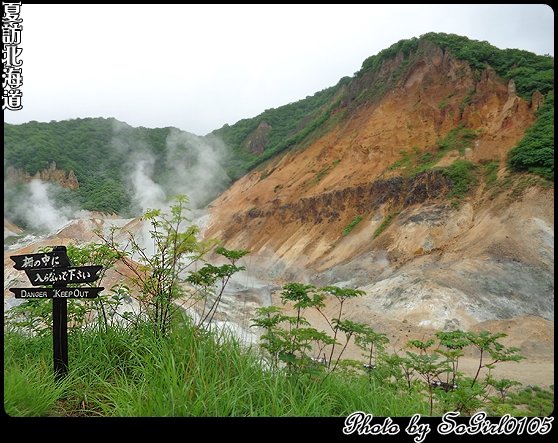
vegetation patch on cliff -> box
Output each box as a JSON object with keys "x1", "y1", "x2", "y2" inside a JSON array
[
  {"x1": 440, "y1": 160, "x2": 478, "y2": 201},
  {"x1": 508, "y1": 92, "x2": 554, "y2": 181},
  {"x1": 373, "y1": 212, "x2": 400, "y2": 239},
  {"x1": 343, "y1": 215, "x2": 363, "y2": 236},
  {"x1": 387, "y1": 125, "x2": 478, "y2": 180}
]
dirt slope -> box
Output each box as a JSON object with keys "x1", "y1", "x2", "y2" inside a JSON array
[{"x1": 203, "y1": 42, "x2": 554, "y2": 386}]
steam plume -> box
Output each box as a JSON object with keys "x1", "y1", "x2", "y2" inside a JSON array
[
  {"x1": 10, "y1": 179, "x2": 73, "y2": 233},
  {"x1": 129, "y1": 153, "x2": 167, "y2": 213},
  {"x1": 112, "y1": 120, "x2": 231, "y2": 214},
  {"x1": 163, "y1": 129, "x2": 231, "y2": 209}
]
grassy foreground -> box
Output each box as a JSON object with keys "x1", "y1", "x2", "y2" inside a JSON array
[{"x1": 4, "y1": 316, "x2": 427, "y2": 417}]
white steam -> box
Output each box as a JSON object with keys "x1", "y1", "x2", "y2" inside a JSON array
[
  {"x1": 129, "y1": 154, "x2": 167, "y2": 213},
  {"x1": 4, "y1": 123, "x2": 232, "y2": 243},
  {"x1": 12, "y1": 179, "x2": 73, "y2": 233},
  {"x1": 112, "y1": 120, "x2": 231, "y2": 215},
  {"x1": 163, "y1": 130, "x2": 230, "y2": 209}
]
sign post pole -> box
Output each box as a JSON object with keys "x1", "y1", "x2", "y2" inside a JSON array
[
  {"x1": 53, "y1": 244, "x2": 69, "y2": 380},
  {"x1": 53, "y1": 285, "x2": 69, "y2": 380}
]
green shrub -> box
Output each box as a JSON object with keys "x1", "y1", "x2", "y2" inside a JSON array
[
  {"x1": 483, "y1": 161, "x2": 500, "y2": 187},
  {"x1": 342, "y1": 215, "x2": 363, "y2": 236},
  {"x1": 438, "y1": 98, "x2": 450, "y2": 110},
  {"x1": 437, "y1": 125, "x2": 478, "y2": 155},
  {"x1": 388, "y1": 150, "x2": 412, "y2": 171},
  {"x1": 373, "y1": 212, "x2": 399, "y2": 239},
  {"x1": 440, "y1": 160, "x2": 478, "y2": 199},
  {"x1": 508, "y1": 92, "x2": 554, "y2": 181}
]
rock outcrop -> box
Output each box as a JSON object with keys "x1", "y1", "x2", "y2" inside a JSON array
[
  {"x1": 244, "y1": 121, "x2": 272, "y2": 154},
  {"x1": 5, "y1": 162, "x2": 79, "y2": 189},
  {"x1": 204, "y1": 41, "x2": 553, "y2": 333}
]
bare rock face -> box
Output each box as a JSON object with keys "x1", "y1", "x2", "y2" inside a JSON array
[
  {"x1": 244, "y1": 121, "x2": 272, "y2": 154},
  {"x1": 66, "y1": 170, "x2": 79, "y2": 189},
  {"x1": 5, "y1": 162, "x2": 79, "y2": 189},
  {"x1": 207, "y1": 41, "x2": 541, "y2": 268},
  {"x1": 204, "y1": 40, "x2": 553, "y2": 356},
  {"x1": 507, "y1": 79, "x2": 516, "y2": 97},
  {"x1": 531, "y1": 90, "x2": 544, "y2": 112}
]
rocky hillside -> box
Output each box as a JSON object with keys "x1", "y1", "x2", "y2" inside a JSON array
[
  {"x1": 204, "y1": 36, "x2": 554, "y2": 336},
  {"x1": 3, "y1": 33, "x2": 554, "y2": 386}
]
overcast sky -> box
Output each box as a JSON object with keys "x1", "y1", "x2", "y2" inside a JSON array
[{"x1": 3, "y1": 4, "x2": 554, "y2": 136}]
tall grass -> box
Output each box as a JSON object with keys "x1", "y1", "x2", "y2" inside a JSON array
[
  {"x1": 4, "y1": 316, "x2": 422, "y2": 417},
  {"x1": 4, "y1": 364, "x2": 69, "y2": 416}
]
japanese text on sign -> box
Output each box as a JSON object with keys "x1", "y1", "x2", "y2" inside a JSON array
[
  {"x1": 10, "y1": 251, "x2": 72, "y2": 270},
  {"x1": 23, "y1": 254, "x2": 61, "y2": 268},
  {"x1": 25, "y1": 265, "x2": 102, "y2": 285}
]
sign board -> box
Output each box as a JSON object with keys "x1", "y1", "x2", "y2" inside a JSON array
[
  {"x1": 9, "y1": 245, "x2": 105, "y2": 380},
  {"x1": 10, "y1": 287, "x2": 104, "y2": 299},
  {"x1": 10, "y1": 251, "x2": 71, "y2": 270},
  {"x1": 25, "y1": 265, "x2": 102, "y2": 286}
]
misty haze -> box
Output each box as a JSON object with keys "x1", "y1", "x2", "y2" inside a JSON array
[{"x1": 4, "y1": 31, "x2": 554, "y2": 419}]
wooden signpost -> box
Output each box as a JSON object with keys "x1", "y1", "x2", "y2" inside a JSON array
[{"x1": 9, "y1": 246, "x2": 104, "y2": 380}]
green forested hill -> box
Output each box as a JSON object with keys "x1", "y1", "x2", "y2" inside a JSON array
[
  {"x1": 356, "y1": 32, "x2": 553, "y2": 99},
  {"x1": 4, "y1": 118, "x2": 234, "y2": 216},
  {"x1": 5, "y1": 118, "x2": 174, "y2": 214},
  {"x1": 7, "y1": 119, "x2": 117, "y2": 213},
  {"x1": 4, "y1": 33, "x2": 553, "y2": 218}
]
